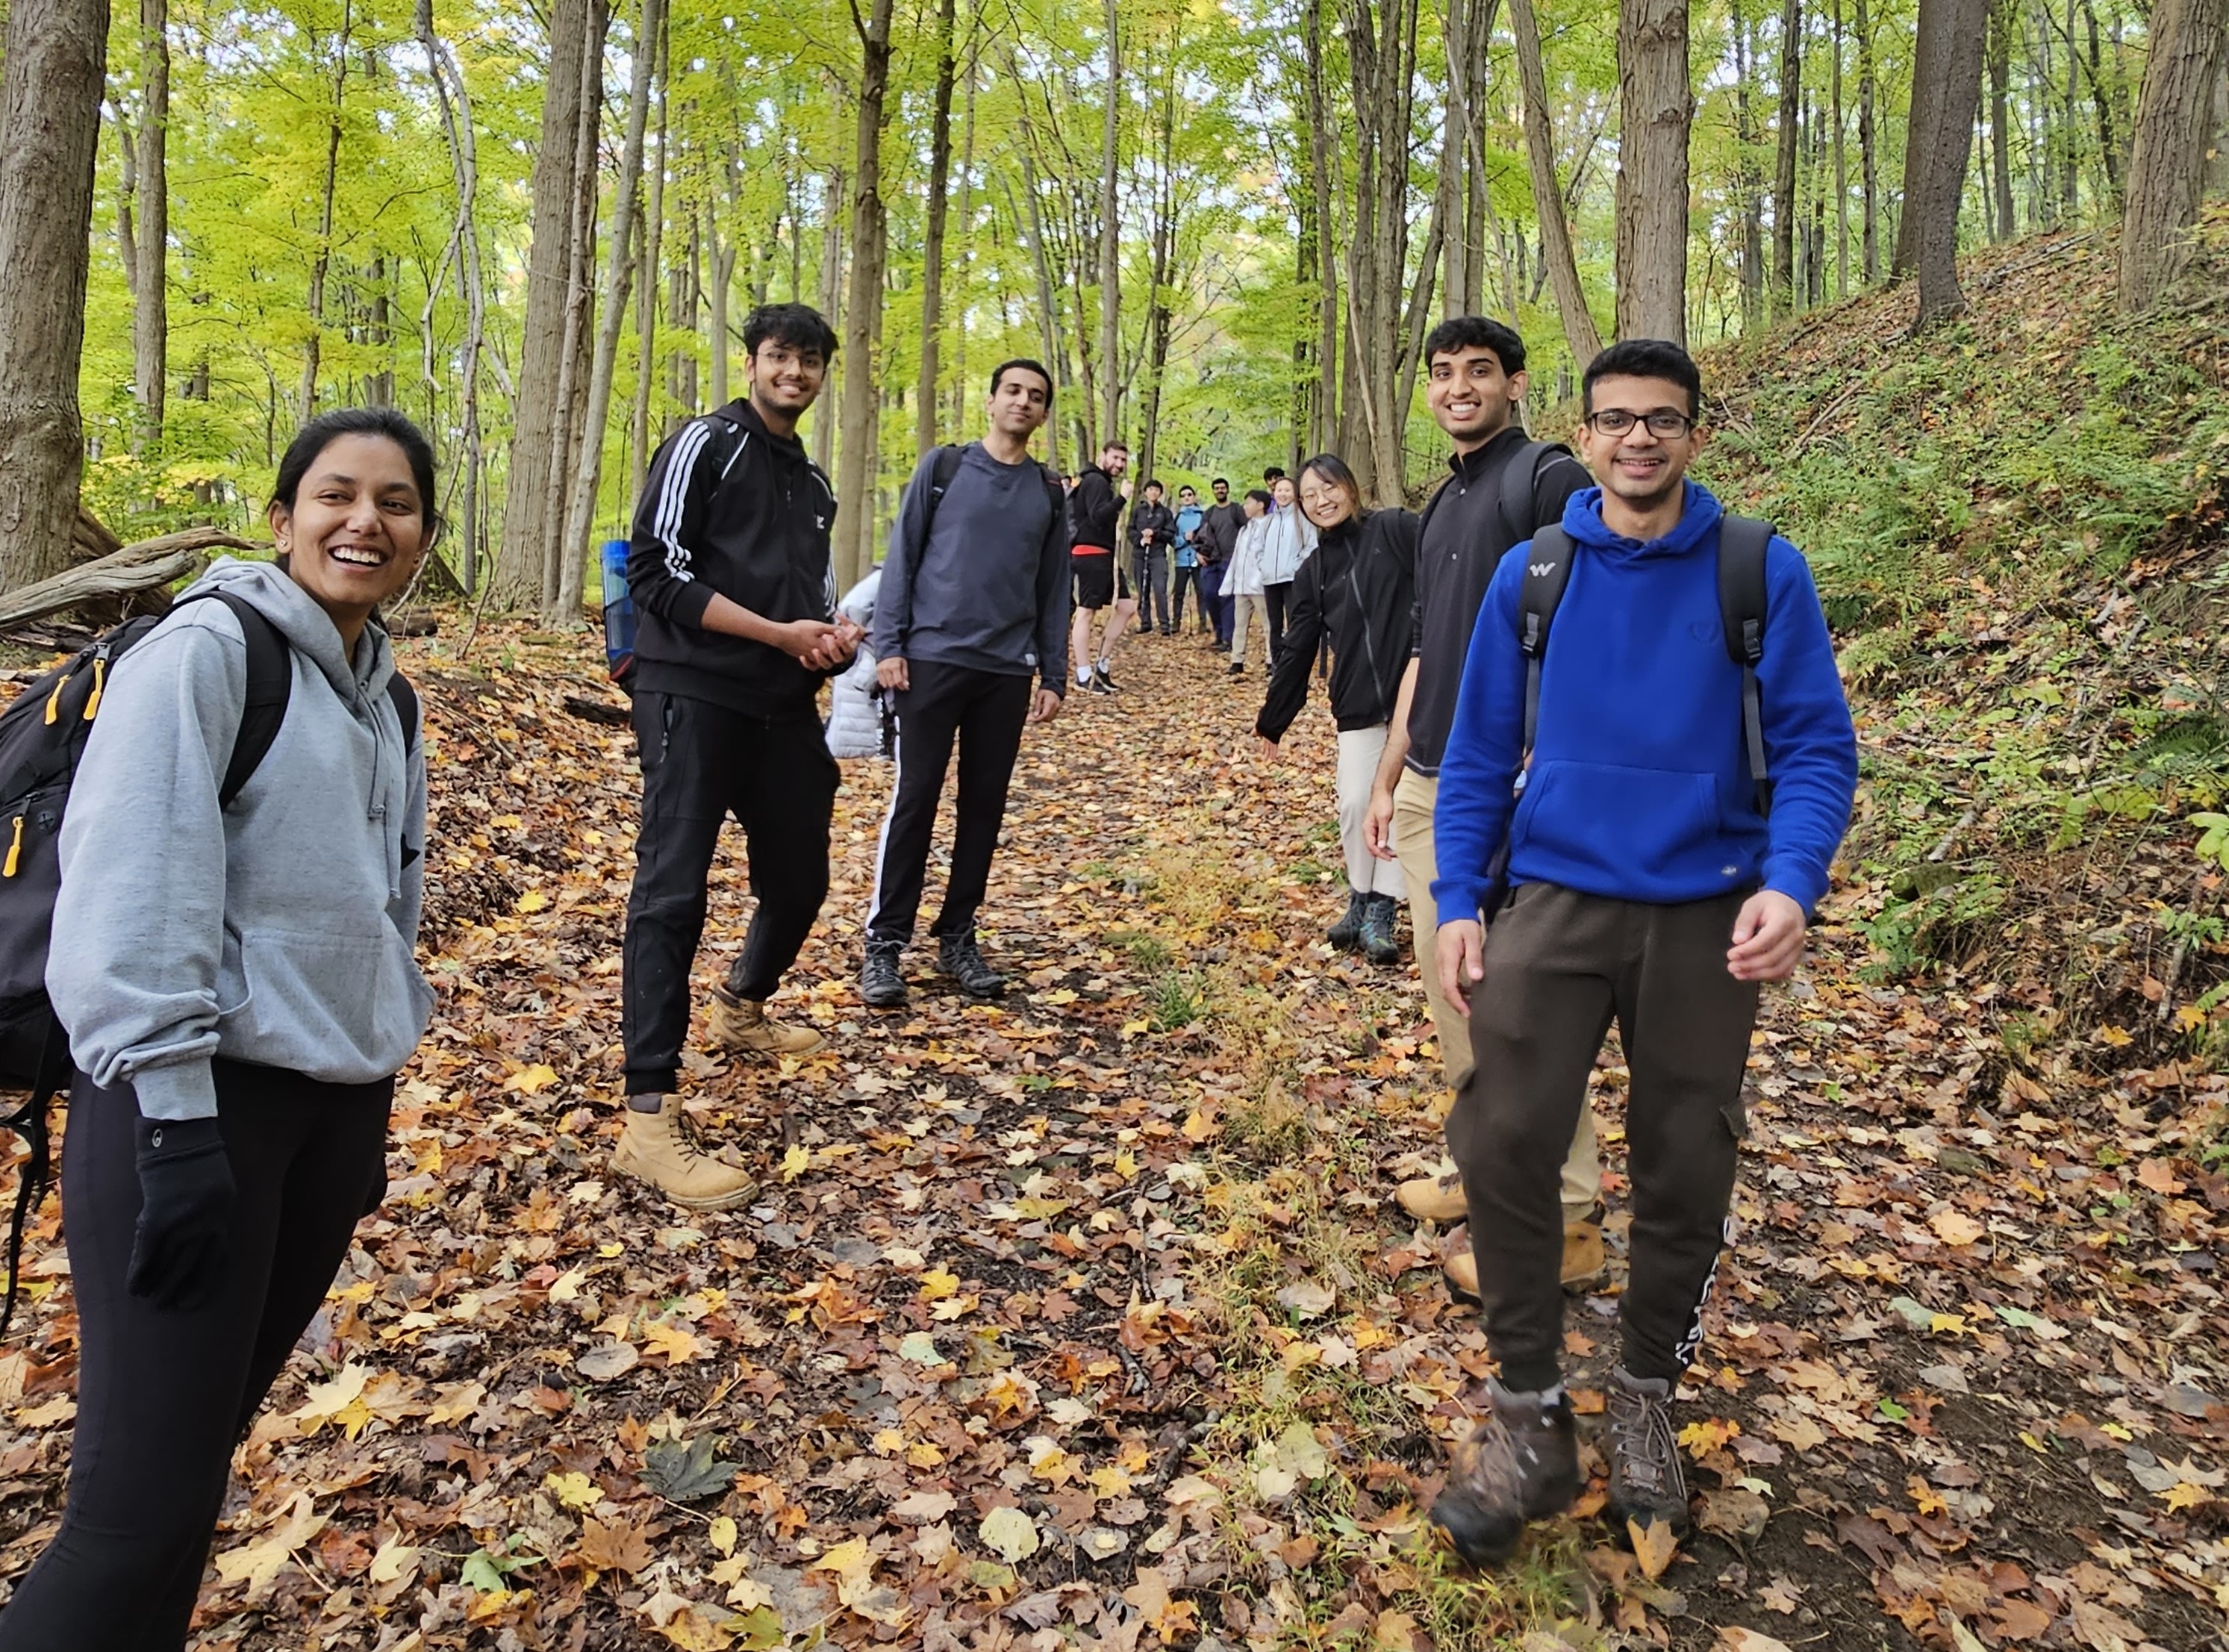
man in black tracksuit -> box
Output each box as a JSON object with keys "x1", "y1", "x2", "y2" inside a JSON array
[
  {"x1": 1197, "y1": 478, "x2": 1244, "y2": 647},
  {"x1": 861, "y1": 359, "x2": 1070, "y2": 1007},
  {"x1": 1067, "y1": 445, "x2": 1135, "y2": 693},
  {"x1": 1128, "y1": 481, "x2": 1177, "y2": 635},
  {"x1": 615, "y1": 302, "x2": 855, "y2": 1212}
]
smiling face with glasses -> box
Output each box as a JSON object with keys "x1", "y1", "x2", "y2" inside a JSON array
[{"x1": 1575, "y1": 373, "x2": 1712, "y2": 536}]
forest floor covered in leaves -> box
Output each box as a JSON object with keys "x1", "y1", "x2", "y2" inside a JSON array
[{"x1": 1, "y1": 614, "x2": 2225, "y2": 1652}]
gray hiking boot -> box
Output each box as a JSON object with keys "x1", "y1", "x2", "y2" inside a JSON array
[
  {"x1": 1431, "y1": 1382, "x2": 1580, "y2": 1568},
  {"x1": 1360, "y1": 893, "x2": 1402, "y2": 964},
  {"x1": 1606, "y1": 1368, "x2": 1692, "y2": 1533},
  {"x1": 1327, "y1": 890, "x2": 1368, "y2": 951},
  {"x1": 937, "y1": 930, "x2": 1006, "y2": 999},
  {"x1": 860, "y1": 941, "x2": 908, "y2": 1009}
]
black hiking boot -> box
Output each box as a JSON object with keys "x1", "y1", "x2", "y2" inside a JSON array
[
  {"x1": 1327, "y1": 890, "x2": 1368, "y2": 951},
  {"x1": 1360, "y1": 893, "x2": 1403, "y2": 964},
  {"x1": 937, "y1": 931, "x2": 1006, "y2": 1000},
  {"x1": 1432, "y1": 1382, "x2": 1581, "y2": 1568},
  {"x1": 1606, "y1": 1368, "x2": 1692, "y2": 1534},
  {"x1": 860, "y1": 942, "x2": 908, "y2": 1009}
]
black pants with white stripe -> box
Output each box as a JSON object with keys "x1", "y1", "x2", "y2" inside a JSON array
[
  {"x1": 1447, "y1": 883, "x2": 1758, "y2": 1390},
  {"x1": 866, "y1": 660, "x2": 1032, "y2": 949},
  {"x1": 622, "y1": 692, "x2": 838, "y2": 1095}
]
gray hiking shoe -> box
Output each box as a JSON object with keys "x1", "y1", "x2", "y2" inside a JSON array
[
  {"x1": 1606, "y1": 1368, "x2": 1692, "y2": 1533},
  {"x1": 1431, "y1": 1382, "x2": 1580, "y2": 1568},
  {"x1": 1327, "y1": 890, "x2": 1368, "y2": 951},
  {"x1": 1360, "y1": 893, "x2": 1402, "y2": 964},
  {"x1": 860, "y1": 941, "x2": 908, "y2": 1009},
  {"x1": 937, "y1": 931, "x2": 1006, "y2": 999}
]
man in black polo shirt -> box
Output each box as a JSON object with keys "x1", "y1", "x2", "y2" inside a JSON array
[
  {"x1": 615, "y1": 302, "x2": 858, "y2": 1211},
  {"x1": 1362, "y1": 316, "x2": 1603, "y2": 1293}
]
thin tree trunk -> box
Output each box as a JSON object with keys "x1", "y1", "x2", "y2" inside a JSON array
[
  {"x1": 2062, "y1": 0, "x2": 2080, "y2": 217},
  {"x1": 1771, "y1": 0, "x2": 1803, "y2": 316},
  {"x1": 2080, "y1": 0, "x2": 2120, "y2": 199},
  {"x1": 1439, "y1": 0, "x2": 1471, "y2": 316},
  {"x1": 1097, "y1": 0, "x2": 1122, "y2": 447},
  {"x1": 554, "y1": 0, "x2": 663, "y2": 626},
  {"x1": 300, "y1": 0, "x2": 353, "y2": 419},
  {"x1": 835, "y1": 0, "x2": 895, "y2": 591},
  {"x1": 0, "y1": 0, "x2": 112, "y2": 593},
  {"x1": 1734, "y1": 0, "x2": 1766, "y2": 324},
  {"x1": 1615, "y1": 0, "x2": 1692, "y2": 343},
  {"x1": 1833, "y1": 0, "x2": 1851, "y2": 293},
  {"x1": 131, "y1": 0, "x2": 169, "y2": 451},
  {"x1": 1857, "y1": 0, "x2": 1879, "y2": 279},
  {"x1": 811, "y1": 163, "x2": 844, "y2": 474},
  {"x1": 538, "y1": 0, "x2": 606, "y2": 613},
  {"x1": 947, "y1": 22, "x2": 980, "y2": 433},
  {"x1": 1008, "y1": 146, "x2": 1066, "y2": 467},
  {"x1": 630, "y1": 13, "x2": 667, "y2": 493},
  {"x1": 2119, "y1": 0, "x2": 2229, "y2": 310},
  {"x1": 1306, "y1": 0, "x2": 1338, "y2": 453},
  {"x1": 1137, "y1": 42, "x2": 1179, "y2": 486},
  {"x1": 914, "y1": 0, "x2": 955, "y2": 460},
  {"x1": 1508, "y1": 0, "x2": 1605, "y2": 365},
  {"x1": 417, "y1": 0, "x2": 485, "y2": 587},
  {"x1": 1987, "y1": 0, "x2": 2016, "y2": 237},
  {"x1": 707, "y1": 187, "x2": 733, "y2": 407}
]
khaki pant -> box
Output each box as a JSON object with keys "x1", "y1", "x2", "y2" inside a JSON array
[
  {"x1": 1392, "y1": 767, "x2": 1600, "y2": 1219},
  {"x1": 1229, "y1": 593, "x2": 1271, "y2": 667},
  {"x1": 1336, "y1": 728, "x2": 1406, "y2": 897}
]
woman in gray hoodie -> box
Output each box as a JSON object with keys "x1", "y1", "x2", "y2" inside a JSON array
[{"x1": 0, "y1": 409, "x2": 437, "y2": 1651}]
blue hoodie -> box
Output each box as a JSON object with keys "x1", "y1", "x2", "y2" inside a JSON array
[
  {"x1": 1174, "y1": 502, "x2": 1205, "y2": 567},
  {"x1": 1432, "y1": 481, "x2": 1857, "y2": 921}
]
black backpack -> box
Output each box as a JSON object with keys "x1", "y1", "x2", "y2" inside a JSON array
[
  {"x1": 1476, "y1": 516, "x2": 1775, "y2": 921},
  {"x1": 0, "y1": 590, "x2": 419, "y2": 1334}
]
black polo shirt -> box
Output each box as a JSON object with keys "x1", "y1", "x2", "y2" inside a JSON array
[{"x1": 1405, "y1": 427, "x2": 1592, "y2": 777}]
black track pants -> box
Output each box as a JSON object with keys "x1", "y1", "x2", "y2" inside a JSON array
[
  {"x1": 1264, "y1": 580, "x2": 1293, "y2": 659},
  {"x1": 1447, "y1": 883, "x2": 1758, "y2": 1391},
  {"x1": 865, "y1": 660, "x2": 1032, "y2": 948},
  {"x1": 0, "y1": 1062, "x2": 390, "y2": 1652},
  {"x1": 622, "y1": 692, "x2": 839, "y2": 1096}
]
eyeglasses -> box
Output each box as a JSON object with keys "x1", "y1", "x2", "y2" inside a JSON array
[{"x1": 1586, "y1": 408, "x2": 1695, "y2": 437}]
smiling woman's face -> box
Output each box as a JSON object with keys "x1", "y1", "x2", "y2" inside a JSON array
[{"x1": 268, "y1": 433, "x2": 430, "y2": 640}]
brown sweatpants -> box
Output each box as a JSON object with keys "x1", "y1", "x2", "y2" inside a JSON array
[{"x1": 1447, "y1": 882, "x2": 1759, "y2": 1391}]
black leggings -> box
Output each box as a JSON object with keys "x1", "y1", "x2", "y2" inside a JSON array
[
  {"x1": 1265, "y1": 580, "x2": 1294, "y2": 660},
  {"x1": 0, "y1": 1061, "x2": 390, "y2": 1652}
]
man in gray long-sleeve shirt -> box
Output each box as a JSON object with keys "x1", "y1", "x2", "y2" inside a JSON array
[{"x1": 861, "y1": 358, "x2": 1070, "y2": 1007}]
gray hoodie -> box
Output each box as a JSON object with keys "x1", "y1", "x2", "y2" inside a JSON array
[{"x1": 47, "y1": 558, "x2": 434, "y2": 1120}]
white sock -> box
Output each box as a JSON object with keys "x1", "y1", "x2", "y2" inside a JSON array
[{"x1": 1076, "y1": 667, "x2": 1091, "y2": 686}]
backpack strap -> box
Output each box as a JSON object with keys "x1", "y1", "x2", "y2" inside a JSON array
[
  {"x1": 0, "y1": 1023, "x2": 60, "y2": 1339},
  {"x1": 1515, "y1": 524, "x2": 1575, "y2": 758},
  {"x1": 1497, "y1": 440, "x2": 1558, "y2": 550},
  {"x1": 917, "y1": 443, "x2": 967, "y2": 543},
  {"x1": 1717, "y1": 516, "x2": 1774, "y2": 815},
  {"x1": 174, "y1": 590, "x2": 294, "y2": 810}
]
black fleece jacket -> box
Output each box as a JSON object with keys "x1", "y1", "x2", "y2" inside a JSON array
[
  {"x1": 1067, "y1": 466, "x2": 1123, "y2": 552},
  {"x1": 1256, "y1": 509, "x2": 1419, "y2": 741},
  {"x1": 1127, "y1": 500, "x2": 1176, "y2": 555},
  {"x1": 626, "y1": 399, "x2": 840, "y2": 717}
]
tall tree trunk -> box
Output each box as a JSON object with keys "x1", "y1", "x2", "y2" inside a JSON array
[
  {"x1": 1614, "y1": 0, "x2": 1692, "y2": 343},
  {"x1": 1857, "y1": 0, "x2": 1879, "y2": 278},
  {"x1": 1136, "y1": 42, "x2": 1179, "y2": 486},
  {"x1": 2080, "y1": 0, "x2": 2121, "y2": 199},
  {"x1": 1306, "y1": 0, "x2": 1338, "y2": 454},
  {"x1": 417, "y1": 0, "x2": 486, "y2": 588},
  {"x1": 1439, "y1": 0, "x2": 1472, "y2": 317},
  {"x1": 811, "y1": 163, "x2": 844, "y2": 473},
  {"x1": 1096, "y1": 0, "x2": 1122, "y2": 447},
  {"x1": 947, "y1": 24, "x2": 980, "y2": 433},
  {"x1": 707, "y1": 189, "x2": 733, "y2": 408},
  {"x1": 494, "y1": 0, "x2": 593, "y2": 603},
  {"x1": 0, "y1": 0, "x2": 111, "y2": 593},
  {"x1": 1008, "y1": 145, "x2": 1066, "y2": 467},
  {"x1": 1509, "y1": 0, "x2": 1606, "y2": 366},
  {"x1": 1987, "y1": 0, "x2": 2016, "y2": 237},
  {"x1": 1833, "y1": 0, "x2": 1851, "y2": 294},
  {"x1": 914, "y1": 0, "x2": 955, "y2": 460},
  {"x1": 554, "y1": 0, "x2": 664, "y2": 625},
  {"x1": 835, "y1": 0, "x2": 894, "y2": 591},
  {"x1": 539, "y1": 0, "x2": 607, "y2": 613},
  {"x1": 2119, "y1": 0, "x2": 2229, "y2": 310},
  {"x1": 131, "y1": 0, "x2": 169, "y2": 451},
  {"x1": 1899, "y1": 0, "x2": 1989, "y2": 321},
  {"x1": 2061, "y1": 0, "x2": 2080, "y2": 217},
  {"x1": 300, "y1": 0, "x2": 353, "y2": 419},
  {"x1": 1771, "y1": 0, "x2": 1803, "y2": 316},
  {"x1": 630, "y1": 13, "x2": 667, "y2": 493},
  {"x1": 1733, "y1": 0, "x2": 1766, "y2": 324}
]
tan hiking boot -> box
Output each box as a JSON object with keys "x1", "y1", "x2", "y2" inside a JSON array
[
  {"x1": 1441, "y1": 1214, "x2": 1609, "y2": 1300},
  {"x1": 612, "y1": 1096, "x2": 760, "y2": 1212},
  {"x1": 1397, "y1": 1166, "x2": 1468, "y2": 1223},
  {"x1": 706, "y1": 987, "x2": 826, "y2": 1058}
]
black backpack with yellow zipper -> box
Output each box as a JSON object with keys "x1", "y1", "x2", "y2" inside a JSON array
[{"x1": 0, "y1": 589, "x2": 415, "y2": 1333}]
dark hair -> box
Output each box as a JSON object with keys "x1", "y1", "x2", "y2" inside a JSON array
[
  {"x1": 1264, "y1": 467, "x2": 1286, "y2": 482},
  {"x1": 1212, "y1": 476, "x2": 1229, "y2": 487},
  {"x1": 272, "y1": 408, "x2": 442, "y2": 544},
  {"x1": 741, "y1": 302, "x2": 838, "y2": 362},
  {"x1": 1244, "y1": 488, "x2": 1274, "y2": 509},
  {"x1": 1102, "y1": 440, "x2": 1130, "y2": 455},
  {"x1": 1423, "y1": 314, "x2": 1528, "y2": 375},
  {"x1": 1583, "y1": 337, "x2": 1703, "y2": 419},
  {"x1": 1142, "y1": 479, "x2": 1164, "y2": 493},
  {"x1": 1178, "y1": 484, "x2": 1197, "y2": 496},
  {"x1": 989, "y1": 357, "x2": 1053, "y2": 400},
  {"x1": 1297, "y1": 452, "x2": 1364, "y2": 517}
]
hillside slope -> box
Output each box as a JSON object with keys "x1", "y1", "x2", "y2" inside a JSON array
[{"x1": 1700, "y1": 210, "x2": 2229, "y2": 1089}]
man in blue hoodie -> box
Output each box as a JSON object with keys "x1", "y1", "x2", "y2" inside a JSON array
[{"x1": 1427, "y1": 339, "x2": 1857, "y2": 1567}]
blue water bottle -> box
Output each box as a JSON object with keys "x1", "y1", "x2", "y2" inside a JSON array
[{"x1": 599, "y1": 539, "x2": 637, "y2": 688}]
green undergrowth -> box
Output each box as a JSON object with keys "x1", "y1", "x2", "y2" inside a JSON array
[{"x1": 1697, "y1": 208, "x2": 2229, "y2": 1079}]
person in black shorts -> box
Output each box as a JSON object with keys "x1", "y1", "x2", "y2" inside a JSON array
[{"x1": 1067, "y1": 442, "x2": 1135, "y2": 693}]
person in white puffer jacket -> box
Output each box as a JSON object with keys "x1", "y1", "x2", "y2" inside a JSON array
[
  {"x1": 824, "y1": 566, "x2": 889, "y2": 760},
  {"x1": 1224, "y1": 488, "x2": 1274, "y2": 676}
]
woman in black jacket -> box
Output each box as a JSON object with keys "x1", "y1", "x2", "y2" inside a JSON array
[{"x1": 1254, "y1": 452, "x2": 1418, "y2": 962}]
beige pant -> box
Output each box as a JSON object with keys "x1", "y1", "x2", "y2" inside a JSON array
[
  {"x1": 1336, "y1": 728, "x2": 1406, "y2": 898},
  {"x1": 1229, "y1": 593, "x2": 1271, "y2": 667},
  {"x1": 1393, "y1": 767, "x2": 1602, "y2": 1218}
]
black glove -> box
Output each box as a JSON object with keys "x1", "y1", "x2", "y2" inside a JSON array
[{"x1": 126, "y1": 1115, "x2": 235, "y2": 1310}]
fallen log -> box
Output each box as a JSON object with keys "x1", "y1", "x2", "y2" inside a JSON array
[{"x1": 0, "y1": 526, "x2": 262, "y2": 634}]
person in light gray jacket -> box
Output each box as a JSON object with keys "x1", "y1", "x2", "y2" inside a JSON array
[
  {"x1": 0, "y1": 408, "x2": 437, "y2": 1652},
  {"x1": 825, "y1": 566, "x2": 889, "y2": 760}
]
